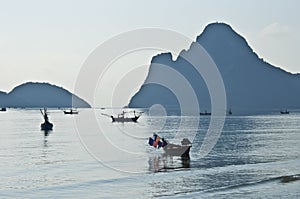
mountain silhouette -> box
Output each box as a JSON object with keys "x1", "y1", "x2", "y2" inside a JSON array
[
  {"x1": 0, "y1": 91, "x2": 9, "y2": 108},
  {"x1": 128, "y1": 22, "x2": 300, "y2": 114},
  {"x1": 0, "y1": 82, "x2": 91, "y2": 108}
]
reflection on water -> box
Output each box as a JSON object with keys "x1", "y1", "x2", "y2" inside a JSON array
[
  {"x1": 43, "y1": 130, "x2": 51, "y2": 137},
  {"x1": 148, "y1": 155, "x2": 190, "y2": 172},
  {"x1": 42, "y1": 130, "x2": 51, "y2": 147}
]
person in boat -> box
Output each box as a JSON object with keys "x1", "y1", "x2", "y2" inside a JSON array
[
  {"x1": 161, "y1": 138, "x2": 168, "y2": 148},
  {"x1": 181, "y1": 138, "x2": 192, "y2": 146}
]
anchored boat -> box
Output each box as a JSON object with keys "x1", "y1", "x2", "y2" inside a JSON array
[
  {"x1": 110, "y1": 110, "x2": 143, "y2": 122},
  {"x1": 64, "y1": 109, "x2": 78, "y2": 114},
  {"x1": 200, "y1": 110, "x2": 211, "y2": 116},
  {"x1": 40, "y1": 108, "x2": 53, "y2": 131},
  {"x1": 228, "y1": 108, "x2": 232, "y2": 115},
  {"x1": 280, "y1": 109, "x2": 289, "y2": 114}
]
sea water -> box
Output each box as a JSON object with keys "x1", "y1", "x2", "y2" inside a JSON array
[{"x1": 0, "y1": 109, "x2": 299, "y2": 198}]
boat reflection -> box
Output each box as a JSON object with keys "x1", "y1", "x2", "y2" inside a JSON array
[
  {"x1": 43, "y1": 129, "x2": 51, "y2": 137},
  {"x1": 148, "y1": 154, "x2": 190, "y2": 172},
  {"x1": 42, "y1": 129, "x2": 51, "y2": 147}
]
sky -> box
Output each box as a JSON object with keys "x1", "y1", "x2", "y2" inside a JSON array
[{"x1": 0, "y1": 0, "x2": 299, "y2": 105}]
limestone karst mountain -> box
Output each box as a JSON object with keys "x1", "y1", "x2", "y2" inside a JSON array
[
  {"x1": 129, "y1": 23, "x2": 300, "y2": 114},
  {"x1": 0, "y1": 82, "x2": 90, "y2": 108}
]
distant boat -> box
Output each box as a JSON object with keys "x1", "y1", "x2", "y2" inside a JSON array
[
  {"x1": 280, "y1": 109, "x2": 289, "y2": 114},
  {"x1": 110, "y1": 110, "x2": 142, "y2": 122},
  {"x1": 200, "y1": 110, "x2": 211, "y2": 116},
  {"x1": 0, "y1": 108, "x2": 6, "y2": 112},
  {"x1": 64, "y1": 109, "x2": 79, "y2": 115},
  {"x1": 228, "y1": 108, "x2": 232, "y2": 115},
  {"x1": 40, "y1": 108, "x2": 53, "y2": 131}
]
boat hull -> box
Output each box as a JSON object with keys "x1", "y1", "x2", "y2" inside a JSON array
[
  {"x1": 111, "y1": 116, "x2": 139, "y2": 122},
  {"x1": 41, "y1": 122, "x2": 53, "y2": 131},
  {"x1": 200, "y1": 113, "x2": 211, "y2": 116},
  {"x1": 64, "y1": 111, "x2": 78, "y2": 114},
  {"x1": 163, "y1": 144, "x2": 191, "y2": 157},
  {"x1": 280, "y1": 111, "x2": 289, "y2": 114}
]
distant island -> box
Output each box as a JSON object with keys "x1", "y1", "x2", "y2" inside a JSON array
[
  {"x1": 0, "y1": 82, "x2": 90, "y2": 108},
  {"x1": 129, "y1": 22, "x2": 300, "y2": 114}
]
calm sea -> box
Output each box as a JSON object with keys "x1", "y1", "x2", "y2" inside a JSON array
[{"x1": 0, "y1": 109, "x2": 299, "y2": 198}]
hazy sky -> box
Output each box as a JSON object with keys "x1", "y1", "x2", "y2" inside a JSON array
[{"x1": 1, "y1": 0, "x2": 299, "y2": 99}]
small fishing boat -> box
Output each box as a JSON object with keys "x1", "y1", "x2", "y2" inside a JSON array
[
  {"x1": 148, "y1": 134, "x2": 192, "y2": 157},
  {"x1": 280, "y1": 109, "x2": 289, "y2": 114},
  {"x1": 228, "y1": 108, "x2": 232, "y2": 115},
  {"x1": 0, "y1": 107, "x2": 6, "y2": 112},
  {"x1": 200, "y1": 110, "x2": 211, "y2": 116},
  {"x1": 110, "y1": 110, "x2": 142, "y2": 122},
  {"x1": 40, "y1": 108, "x2": 53, "y2": 131},
  {"x1": 64, "y1": 109, "x2": 79, "y2": 114}
]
